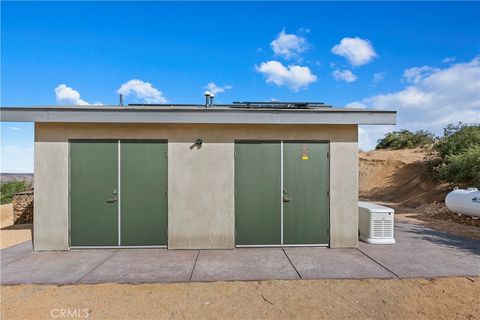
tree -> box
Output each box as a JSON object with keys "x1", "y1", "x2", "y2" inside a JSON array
[
  {"x1": 430, "y1": 123, "x2": 480, "y2": 186},
  {"x1": 376, "y1": 129, "x2": 436, "y2": 150},
  {"x1": 0, "y1": 180, "x2": 31, "y2": 204}
]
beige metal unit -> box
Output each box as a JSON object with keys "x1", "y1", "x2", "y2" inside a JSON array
[{"x1": 358, "y1": 201, "x2": 395, "y2": 244}]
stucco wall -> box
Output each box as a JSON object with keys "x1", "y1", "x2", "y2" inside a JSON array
[
  {"x1": 168, "y1": 141, "x2": 234, "y2": 249},
  {"x1": 34, "y1": 141, "x2": 69, "y2": 250},
  {"x1": 34, "y1": 123, "x2": 358, "y2": 250}
]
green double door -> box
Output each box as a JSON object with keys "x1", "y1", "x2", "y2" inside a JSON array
[
  {"x1": 235, "y1": 141, "x2": 329, "y2": 246},
  {"x1": 70, "y1": 140, "x2": 168, "y2": 247}
]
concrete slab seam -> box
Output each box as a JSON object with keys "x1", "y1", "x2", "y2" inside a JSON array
[
  {"x1": 282, "y1": 248, "x2": 302, "y2": 279},
  {"x1": 356, "y1": 248, "x2": 400, "y2": 278},
  {"x1": 1, "y1": 252, "x2": 34, "y2": 268},
  {"x1": 76, "y1": 250, "x2": 120, "y2": 283},
  {"x1": 189, "y1": 250, "x2": 200, "y2": 281}
]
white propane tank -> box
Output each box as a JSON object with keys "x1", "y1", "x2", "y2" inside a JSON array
[{"x1": 445, "y1": 188, "x2": 480, "y2": 217}]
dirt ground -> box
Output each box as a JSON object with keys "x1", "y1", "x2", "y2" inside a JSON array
[
  {"x1": 0, "y1": 204, "x2": 32, "y2": 249},
  {"x1": 1, "y1": 277, "x2": 479, "y2": 320},
  {"x1": 359, "y1": 148, "x2": 452, "y2": 206}
]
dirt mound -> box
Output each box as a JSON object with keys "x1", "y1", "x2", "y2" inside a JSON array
[
  {"x1": 415, "y1": 202, "x2": 480, "y2": 228},
  {"x1": 359, "y1": 149, "x2": 451, "y2": 207}
]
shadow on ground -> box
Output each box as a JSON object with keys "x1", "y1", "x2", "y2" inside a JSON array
[
  {"x1": 1, "y1": 223, "x2": 32, "y2": 231},
  {"x1": 400, "y1": 223, "x2": 480, "y2": 256}
]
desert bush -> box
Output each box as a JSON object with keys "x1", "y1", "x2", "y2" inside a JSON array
[
  {"x1": 376, "y1": 129, "x2": 436, "y2": 150},
  {"x1": 436, "y1": 146, "x2": 480, "y2": 185},
  {"x1": 0, "y1": 180, "x2": 31, "y2": 204},
  {"x1": 433, "y1": 123, "x2": 480, "y2": 159},
  {"x1": 429, "y1": 123, "x2": 480, "y2": 186}
]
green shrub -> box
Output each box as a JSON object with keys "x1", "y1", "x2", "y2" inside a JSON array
[
  {"x1": 429, "y1": 123, "x2": 480, "y2": 187},
  {"x1": 0, "y1": 180, "x2": 31, "y2": 204},
  {"x1": 376, "y1": 129, "x2": 436, "y2": 150},
  {"x1": 436, "y1": 146, "x2": 480, "y2": 185},
  {"x1": 433, "y1": 123, "x2": 480, "y2": 159}
]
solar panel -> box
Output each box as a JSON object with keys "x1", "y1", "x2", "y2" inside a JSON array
[{"x1": 231, "y1": 101, "x2": 331, "y2": 109}]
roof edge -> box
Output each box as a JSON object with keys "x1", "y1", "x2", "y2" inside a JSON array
[{"x1": 0, "y1": 106, "x2": 397, "y2": 125}]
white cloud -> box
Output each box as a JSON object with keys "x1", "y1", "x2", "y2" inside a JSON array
[
  {"x1": 372, "y1": 72, "x2": 386, "y2": 84},
  {"x1": 256, "y1": 60, "x2": 317, "y2": 91},
  {"x1": 403, "y1": 66, "x2": 440, "y2": 84},
  {"x1": 204, "y1": 82, "x2": 232, "y2": 96},
  {"x1": 55, "y1": 84, "x2": 90, "y2": 105},
  {"x1": 442, "y1": 57, "x2": 456, "y2": 63},
  {"x1": 10, "y1": 127, "x2": 22, "y2": 132},
  {"x1": 358, "y1": 127, "x2": 369, "y2": 151},
  {"x1": 5, "y1": 146, "x2": 18, "y2": 153},
  {"x1": 332, "y1": 69, "x2": 357, "y2": 83},
  {"x1": 270, "y1": 29, "x2": 308, "y2": 60},
  {"x1": 358, "y1": 126, "x2": 395, "y2": 151},
  {"x1": 345, "y1": 101, "x2": 367, "y2": 109},
  {"x1": 1, "y1": 146, "x2": 34, "y2": 173},
  {"x1": 117, "y1": 79, "x2": 167, "y2": 104},
  {"x1": 349, "y1": 56, "x2": 480, "y2": 150},
  {"x1": 331, "y1": 37, "x2": 377, "y2": 66}
]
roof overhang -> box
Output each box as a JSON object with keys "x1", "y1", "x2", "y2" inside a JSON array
[{"x1": 0, "y1": 106, "x2": 396, "y2": 125}]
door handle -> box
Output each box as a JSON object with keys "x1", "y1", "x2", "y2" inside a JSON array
[
  {"x1": 106, "y1": 189, "x2": 118, "y2": 203},
  {"x1": 283, "y1": 196, "x2": 292, "y2": 202},
  {"x1": 106, "y1": 196, "x2": 118, "y2": 203}
]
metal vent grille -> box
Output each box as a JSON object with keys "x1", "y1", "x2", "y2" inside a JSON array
[
  {"x1": 372, "y1": 218, "x2": 393, "y2": 238},
  {"x1": 373, "y1": 220, "x2": 383, "y2": 238},
  {"x1": 383, "y1": 219, "x2": 394, "y2": 238}
]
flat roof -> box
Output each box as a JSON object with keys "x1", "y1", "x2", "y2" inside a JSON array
[{"x1": 0, "y1": 106, "x2": 396, "y2": 125}]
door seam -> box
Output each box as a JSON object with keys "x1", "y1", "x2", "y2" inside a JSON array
[
  {"x1": 280, "y1": 140, "x2": 284, "y2": 245},
  {"x1": 117, "y1": 140, "x2": 121, "y2": 246}
]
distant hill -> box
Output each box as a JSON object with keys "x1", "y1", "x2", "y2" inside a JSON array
[{"x1": 0, "y1": 173, "x2": 34, "y2": 184}]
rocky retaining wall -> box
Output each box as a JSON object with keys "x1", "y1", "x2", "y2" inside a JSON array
[{"x1": 12, "y1": 189, "x2": 34, "y2": 224}]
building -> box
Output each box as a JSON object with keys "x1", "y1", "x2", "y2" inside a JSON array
[{"x1": 1, "y1": 102, "x2": 396, "y2": 250}]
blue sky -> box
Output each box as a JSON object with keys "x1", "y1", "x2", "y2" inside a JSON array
[{"x1": 1, "y1": 1, "x2": 479, "y2": 172}]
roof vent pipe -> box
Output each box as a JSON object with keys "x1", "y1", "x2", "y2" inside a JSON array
[
  {"x1": 204, "y1": 91, "x2": 212, "y2": 108},
  {"x1": 210, "y1": 94, "x2": 215, "y2": 107}
]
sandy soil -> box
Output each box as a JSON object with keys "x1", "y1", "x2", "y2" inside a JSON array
[
  {"x1": 0, "y1": 204, "x2": 32, "y2": 249},
  {"x1": 360, "y1": 148, "x2": 427, "y2": 163},
  {"x1": 2, "y1": 277, "x2": 479, "y2": 320},
  {"x1": 359, "y1": 148, "x2": 452, "y2": 207}
]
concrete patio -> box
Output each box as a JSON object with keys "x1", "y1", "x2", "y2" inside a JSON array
[{"x1": 1, "y1": 222, "x2": 479, "y2": 285}]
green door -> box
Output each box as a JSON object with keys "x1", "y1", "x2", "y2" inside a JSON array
[
  {"x1": 120, "y1": 140, "x2": 168, "y2": 246},
  {"x1": 283, "y1": 142, "x2": 329, "y2": 245},
  {"x1": 70, "y1": 140, "x2": 118, "y2": 246},
  {"x1": 235, "y1": 141, "x2": 281, "y2": 245}
]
